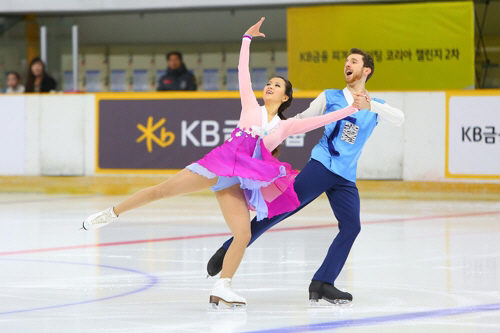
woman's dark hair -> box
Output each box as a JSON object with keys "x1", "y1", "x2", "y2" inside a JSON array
[
  {"x1": 25, "y1": 57, "x2": 46, "y2": 92},
  {"x1": 275, "y1": 76, "x2": 293, "y2": 120},
  {"x1": 272, "y1": 76, "x2": 293, "y2": 157}
]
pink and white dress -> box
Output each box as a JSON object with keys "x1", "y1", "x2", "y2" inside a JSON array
[{"x1": 187, "y1": 35, "x2": 357, "y2": 221}]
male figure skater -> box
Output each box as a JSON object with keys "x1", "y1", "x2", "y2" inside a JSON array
[{"x1": 207, "y1": 48, "x2": 404, "y2": 304}]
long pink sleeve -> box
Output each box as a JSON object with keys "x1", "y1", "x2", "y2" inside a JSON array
[
  {"x1": 238, "y1": 37, "x2": 260, "y2": 113},
  {"x1": 262, "y1": 106, "x2": 358, "y2": 151},
  {"x1": 283, "y1": 106, "x2": 358, "y2": 137}
]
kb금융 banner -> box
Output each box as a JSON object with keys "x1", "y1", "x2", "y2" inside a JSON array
[{"x1": 287, "y1": 1, "x2": 474, "y2": 90}]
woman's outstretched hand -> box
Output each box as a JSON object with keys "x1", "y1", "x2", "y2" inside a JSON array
[{"x1": 245, "y1": 17, "x2": 266, "y2": 38}]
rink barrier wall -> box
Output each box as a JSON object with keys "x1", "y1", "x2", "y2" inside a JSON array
[
  {"x1": 0, "y1": 91, "x2": 499, "y2": 190},
  {"x1": 445, "y1": 90, "x2": 500, "y2": 179}
]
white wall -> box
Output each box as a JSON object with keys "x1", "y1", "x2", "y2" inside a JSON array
[
  {"x1": 24, "y1": 96, "x2": 41, "y2": 176},
  {"x1": 358, "y1": 92, "x2": 405, "y2": 179},
  {"x1": 0, "y1": 96, "x2": 25, "y2": 175},
  {"x1": 83, "y1": 94, "x2": 96, "y2": 176},
  {"x1": 39, "y1": 95, "x2": 86, "y2": 175},
  {"x1": 0, "y1": 92, "x2": 498, "y2": 182},
  {"x1": 22, "y1": 94, "x2": 95, "y2": 176},
  {"x1": 402, "y1": 92, "x2": 446, "y2": 181}
]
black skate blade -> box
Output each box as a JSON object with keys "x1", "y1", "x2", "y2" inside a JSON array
[{"x1": 309, "y1": 298, "x2": 352, "y2": 308}]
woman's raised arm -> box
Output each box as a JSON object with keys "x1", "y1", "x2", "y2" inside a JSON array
[{"x1": 238, "y1": 18, "x2": 266, "y2": 112}]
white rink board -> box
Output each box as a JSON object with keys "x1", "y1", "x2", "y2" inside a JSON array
[
  {"x1": 1, "y1": 92, "x2": 500, "y2": 182},
  {"x1": 0, "y1": 96, "x2": 25, "y2": 175},
  {"x1": 448, "y1": 96, "x2": 500, "y2": 177},
  {"x1": 39, "y1": 96, "x2": 86, "y2": 176}
]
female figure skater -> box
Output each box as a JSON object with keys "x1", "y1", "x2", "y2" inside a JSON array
[{"x1": 82, "y1": 18, "x2": 358, "y2": 308}]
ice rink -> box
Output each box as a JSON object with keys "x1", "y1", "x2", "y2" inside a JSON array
[{"x1": 0, "y1": 193, "x2": 499, "y2": 332}]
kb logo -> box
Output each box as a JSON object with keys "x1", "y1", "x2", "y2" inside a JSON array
[{"x1": 136, "y1": 116, "x2": 176, "y2": 153}]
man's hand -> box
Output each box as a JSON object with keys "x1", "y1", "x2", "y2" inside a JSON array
[{"x1": 352, "y1": 93, "x2": 371, "y2": 110}]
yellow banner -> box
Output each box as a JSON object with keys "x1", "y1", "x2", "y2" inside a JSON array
[{"x1": 287, "y1": 1, "x2": 474, "y2": 90}]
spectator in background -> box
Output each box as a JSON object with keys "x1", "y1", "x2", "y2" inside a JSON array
[
  {"x1": 157, "y1": 51, "x2": 197, "y2": 91},
  {"x1": 25, "y1": 57, "x2": 57, "y2": 93},
  {"x1": 4, "y1": 71, "x2": 25, "y2": 93}
]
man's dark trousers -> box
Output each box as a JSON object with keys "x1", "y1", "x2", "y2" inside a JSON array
[{"x1": 221, "y1": 158, "x2": 361, "y2": 284}]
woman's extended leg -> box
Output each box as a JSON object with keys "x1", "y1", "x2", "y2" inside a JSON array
[
  {"x1": 82, "y1": 168, "x2": 217, "y2": 230},
  {"x1": 114, "y1": 168, "x2": 217, "y2": 215}
]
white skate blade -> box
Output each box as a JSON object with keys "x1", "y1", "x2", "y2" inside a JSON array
[
  {"x1": 208, "y1": 298, "x2": 246, "y2": 311},
  {"x1": 208, "y1": 302, "x2": 247, "y2": 311},
  {"x1": 309, "y1": 298, "x2": 352, "y2": 308}
]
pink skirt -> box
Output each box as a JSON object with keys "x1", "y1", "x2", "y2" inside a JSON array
[{"x1": 187, "y1": 127, "x2": 300, "y2": 221}]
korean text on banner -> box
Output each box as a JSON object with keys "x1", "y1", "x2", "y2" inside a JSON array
[{"x1": 287, "y1": 1, "x2": 474, "y2": 90}]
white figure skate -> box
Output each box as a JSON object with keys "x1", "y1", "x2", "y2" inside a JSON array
[
  {"x1": 209, "y1": 278, "x2": 246, "y2": 310},
  {"x1": 81, "y1": 207, "x2": 118, "y2": 230}
]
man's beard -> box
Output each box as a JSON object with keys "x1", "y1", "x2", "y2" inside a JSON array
[{"x1": 346, "y1": 70, "x2": 362, "y2": 84}]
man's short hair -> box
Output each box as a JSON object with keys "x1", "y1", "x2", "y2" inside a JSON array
[
  {"x1": 166, "y1": 51, "x2": 183, "y2": 61},
  {"x1": 349, "y1": 48, "x2": 374, "y2": 82}
]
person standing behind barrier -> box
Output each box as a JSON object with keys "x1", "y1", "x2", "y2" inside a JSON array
[
  {"x1": 4, "y1": 71, "x2": 25, "y2": 93},
  {"x1": 25, "y1": 57, "x2": 57, "y2": 93},
  {"x1": 157, "y1": 51, "x2": 197, "y2": 91}
]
